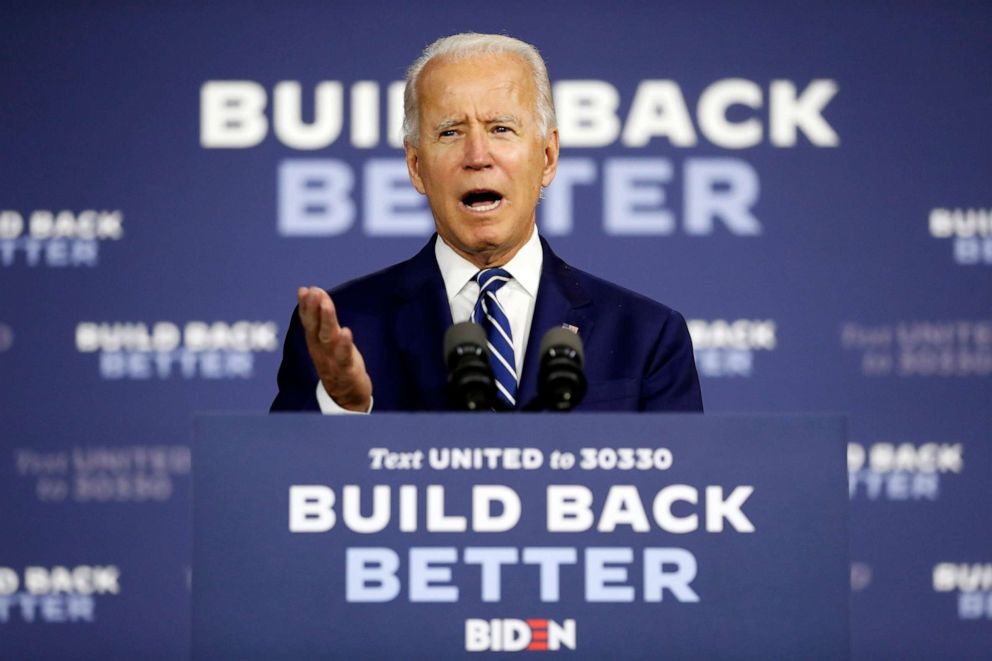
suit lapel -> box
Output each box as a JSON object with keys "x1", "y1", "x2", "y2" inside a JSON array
[
  {"x1": 517, "y1": 238, "x2": 594, "y2": 408},
  {"x1": 392, "y1": 236, "x2": 453, "y2": 409}
]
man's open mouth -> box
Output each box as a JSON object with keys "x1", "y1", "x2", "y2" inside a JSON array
[{"x1": 461, "y1": 190, "x2": 503, "y2": 212}]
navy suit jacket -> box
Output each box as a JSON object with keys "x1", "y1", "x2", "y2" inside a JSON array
[{"x1": 271, "y1": 236, "x2": 703, "y2": 412}]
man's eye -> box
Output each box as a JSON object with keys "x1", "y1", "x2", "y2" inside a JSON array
[
  {"x1": 439, "y1": 129, "x2": 457, "y2": 138},
  {"x1": 493, "y1": 126, "x2": 510, "y2": 133}
]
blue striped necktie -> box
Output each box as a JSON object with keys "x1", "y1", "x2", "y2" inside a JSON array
[{"x1": 472, "y1": 268, "x2": 517, "y2": 409}]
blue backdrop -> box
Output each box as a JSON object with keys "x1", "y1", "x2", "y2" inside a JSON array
[{"x1": 1, "y1": 2, "x2": 990, "y2": 658}]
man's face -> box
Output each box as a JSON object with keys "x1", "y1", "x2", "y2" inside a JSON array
[{"x1": 405, "y1": 53, "x2": 559, "y2": 268}]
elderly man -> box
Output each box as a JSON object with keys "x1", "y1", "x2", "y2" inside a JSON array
[{"x1": 271, "y1": 33, "x2": 702, "y2": 413}]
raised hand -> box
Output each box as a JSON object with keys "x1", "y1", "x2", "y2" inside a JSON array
[{"x1": 297, "y1": 286, "x2": 373, "y2": 412}]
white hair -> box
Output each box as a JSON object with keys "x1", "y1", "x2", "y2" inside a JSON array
[{"x1": 402, "y1": 32, "x2": 557, "y2": 145}]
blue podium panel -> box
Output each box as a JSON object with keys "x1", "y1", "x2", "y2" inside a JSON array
[{"x1": 192, "y1": 414, "x2": 848, "y2": 659}]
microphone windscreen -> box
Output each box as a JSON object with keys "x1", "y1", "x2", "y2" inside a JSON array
[
  {"x1": 444, "y1": 321, "x2": 489, "y2": 367},
  {"x1": 540, "y1": 326, "x2": 584, "y2": 367}
]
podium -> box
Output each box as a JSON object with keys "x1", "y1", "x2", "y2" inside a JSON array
[{"x1": 192, "y1": 414, "x2": 849, "y2": 659}]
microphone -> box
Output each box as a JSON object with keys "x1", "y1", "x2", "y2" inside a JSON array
[
  {"x1": 444, "y1": 322, "x2": 495, "y2": 411},
  {"x1": 537, "y1": 327, "x2": 587, "y2": 411}
]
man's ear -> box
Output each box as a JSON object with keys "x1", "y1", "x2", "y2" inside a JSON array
[
  {"x1": 541, "y1": 127, "x2": 560, "y2": 188},
  {"x1": 404, "y1": 141, "x2": 427, "y2": 195}
]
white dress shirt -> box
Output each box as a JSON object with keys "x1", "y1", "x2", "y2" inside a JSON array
[{"x1": 317, "y1": 227, "x2": 544, "y2": 413}]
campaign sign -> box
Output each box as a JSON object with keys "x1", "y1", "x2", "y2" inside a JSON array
[{"x1": 192, "y1": 414, "x2": 848, "y2": 659}]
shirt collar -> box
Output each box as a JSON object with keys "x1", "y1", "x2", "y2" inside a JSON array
[{"x1": 434, "y1": 226, "x2": 543, "y2": 302}]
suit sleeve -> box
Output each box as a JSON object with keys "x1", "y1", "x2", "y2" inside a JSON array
[
  {"x1": 269, "y1": 305, "x2": 321, "y2": 412},
  {"x1": 641, "y1": 310, "x2": 704, "y2": 412}
]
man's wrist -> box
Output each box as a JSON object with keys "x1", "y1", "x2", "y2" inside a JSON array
[{"x1": 316, "y1": 382, "x2": 373, "y2": 415}]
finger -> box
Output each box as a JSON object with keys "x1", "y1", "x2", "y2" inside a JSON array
[
  {"x1": 317, "y1": 297, "x2": 341, "y2": 344},
  {"x1": 333, "y1": 327, "x2": 355, "y2": 368},
  {"x1": 297, "y1": 287, "x2": 320, "y2": 331}
]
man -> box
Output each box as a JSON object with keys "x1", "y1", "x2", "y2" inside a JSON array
[{"x1": 271, "y1": 33, "x2": 702, "y2": 413}]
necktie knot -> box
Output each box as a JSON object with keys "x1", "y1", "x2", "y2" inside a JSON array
[{"x1": 475, "y1": 268, "x2": 512, "y2": 294}]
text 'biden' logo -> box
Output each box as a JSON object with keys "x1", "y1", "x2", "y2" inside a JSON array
[{"x1": 465, "y1": 618, "x2": 576, "y2": 652}]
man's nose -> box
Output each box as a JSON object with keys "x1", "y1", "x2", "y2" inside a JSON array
[{"x1": 462, "y1": 130, "x2": 493, "y2": 170}]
